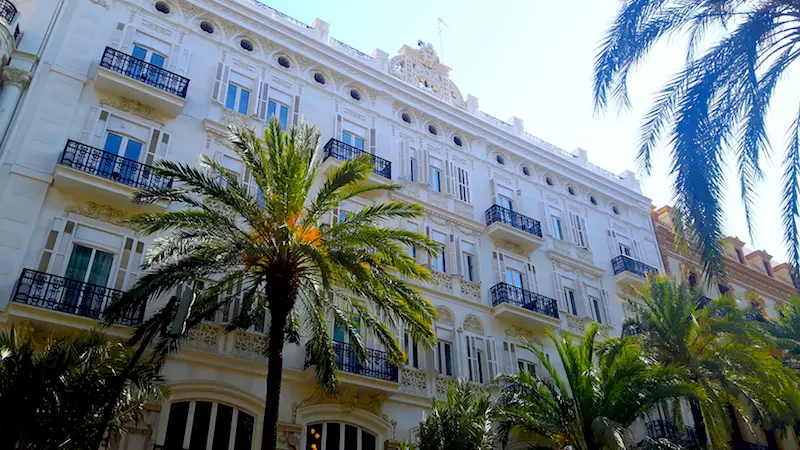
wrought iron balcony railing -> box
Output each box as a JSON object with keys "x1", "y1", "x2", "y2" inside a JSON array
[
  {"x1": 322, "y1": 138, "x2": 391, "y2": 179},
  {"x1": 621, "y1": 321, "x2": 643, "y2": 337},
  {"x1": 0, "y1": 0, "x2": 17, "y2": 25},
  {"x1": 60, "y1": 140, "x2": 172, "y2": 190},
  {"x1": 611, "y1": 254, "x2": 658, "y2": 278},
  {"x1": 100, "y1": 46, "x2": 189, "y2": 98},
  {"x1": 304, "y1": 340, "x2": 399, "y2": 382},
  {"x1": 12, "y1": 269, "x2": 144, "y2": 326},
  {"x1": 484, "y1": 204, "x2": 542, "y2": 238},
  {"x1": 490, "y1": 282, "x2": 559, "y2": 319},
  {"x1": 646, "y1": 420, "x2": 698, "y2": 448}
]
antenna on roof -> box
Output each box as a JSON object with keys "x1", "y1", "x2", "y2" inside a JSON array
[{"x1": 438, "y1": 18, "x2": 449, "y2": 63}]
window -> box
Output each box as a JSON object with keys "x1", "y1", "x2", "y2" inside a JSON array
[
  {"x1": 505, "y1": 268, "x2": 524, "y2": 288},
  {"x1": 464, "y1": 253, "x2": 476, "y2": 282},
  {"x1": 266, "y1": 100, "x2": 290, "y2": 130},
  {"x1": 719, "y1": 284, "x2": 730, "y2": 296},
  {"x1": 453, "y1": 136, "x2": 463, "y2": 147},
  {"x1": 590, "y1": 296, "x2": 603, "y2": 324},
  {"x1": 306, "y1": 423, "x2": 377, "y2": 450},
  {"x1": 497, "y1": 195, "x2": 513, "y2": 211},
  {"x1": 735, "y1": 248, "x2": 745, "y2": 264},
  {"x1": 456, "y1": 167, "x2": 471, "y2": 203},
  {"x1": 431, "y1": 245, "x2": 446, "y2": 272},
  {"x1": 313, "y1": 72, "x2": 326, "y2": 85},
  {"x1": 65, "y1": 244, "x2": 114, "y2": 287},
  {"x1": 429, "y1": 158, "x2": 442, "y2": 192},
  {"x1": 102, "y1": 131, "x2": 144, "y2": 183},
  {"x1": 155, "y1": 1, "x2": 170, "y2": 14},
  {"x1": 277, "y1": 56, "x2": 291, "y2": 68},
  {"x1": 545, "y1": 176, "x2": 554, "y2": 186},
  {"x1": 404, "y1": 332, "x2": 420, "y2": 369},
  {"x1": 129, "y1": 44, "x2": 166, "y2": 83},
  {"x1": 240, "y1": 39, "x2": 254, "y2": 52},
  {"x1": 589, "y1": 195, "x2": 598, "y2": 206},
  {"x1": 567, "y1": 186, "x2": 576, "y2": 196},
  {"x1": 162, "y1": 401, "x2": 254, "y2": 450},
  {"x1": 688, "y1": 272, "x2": 698, "y2": 288},
  {"x1": 200, "y1": 21, "x2": 214, "y2": 34},
  {"x1": 518, "y1": 360, "x2": 536, "y2": 376},
  {"x1": 764, "y1": 261, "x2": 774, "y2": 277},
  {"x1": 565, "y1": 287, "x2": 578, "y2": 316},
  {"x1": 406, "y1": 146, "x2": 417, "y2": 182},
  {"x1": 437, "y1": 340, "x2": 453, "y2": 376},
  {"x1": 619, "y1": 243, "x2": 632, "y2": 257},
  {"x1": 341, "y1": 130, "x2": 365, "y2": 151},
  {"x1": 612, "y1": 205, "x2": 620, "y2": 215},
  {"x1": 407, "y1": 222, "x2": 417, "y2": 258},
  {"x1": 522, "y1": 166, "x2": 531, "y2": 176},
  {"x1": 496, "y1": 154, "x2": 505, "y2": 165},
  {"x1": 225, "y1": 84, "x2": 250, "y2": 115},
  {"x1": 401, "y1": 112, "x2": 412, "y2": 124},
  {"x1": 428, "y1": 124, "x2": 438, "y2": 135},
  {"x1": 550, "y1": 209, "x2": 564, "y2": 240},
  {"x1": 349, "y1": 89, "x2": 361, "y2": 101}
]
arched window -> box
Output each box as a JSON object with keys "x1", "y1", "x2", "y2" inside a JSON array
[
  {"x1": 306, "y1": 422, "x2": 377, "y2": 450},
  {"x1": 162, "y1": 400, "x2": 255, "y2": 450}
]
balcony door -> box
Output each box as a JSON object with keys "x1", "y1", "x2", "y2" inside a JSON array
[
  {"x1": 100, "y1": 132, "x2": 144, "y2": 185},
  {"x1": 505, "y1": 268, "x2": 525, "y2": 305},
  {"x1": 341, "y1": 130, "x2": 365, "y2": 151},
  {"x1": 62, "y1": 244, "x2": 114, "y2": 317},
  {"x1": 130, "y1": 44, "x2": 166, "y2": 86},
  {"x1": 333, "y1": 317, "x2": 360, "y2": 372}
]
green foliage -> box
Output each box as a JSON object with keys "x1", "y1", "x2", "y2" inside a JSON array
[
  {"x1": 0, "y1": 328, "x2": 164, "y2": 449},
  {"x1": 410, "y1": 381, "x2": 494, "y2": 450},
  {"x1": 594, "y1": 0, "x2": 800, "y2": 283},
  {"x1": 494, "y1": 323, "x2": 690, "y2": 450},
  {"x1": 766, "y1": 297, "x2": 800, "y2": 371}
]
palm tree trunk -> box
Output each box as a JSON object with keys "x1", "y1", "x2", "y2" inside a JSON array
[
  {"x1": 766, "y1": 429, "x2": 780, "y2": 450},
  {"x1": 689, "y1": 400, "x2": 708, "y2": 448},
  {"x1": 728, "y1": 404, "x2": 745, "y2": 450},
  {"x1": 261, "y1": 309, "x2": 288, "y2": 450}
]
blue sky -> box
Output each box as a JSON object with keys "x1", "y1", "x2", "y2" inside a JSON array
[{"x1": 261, "y1": 0, "x2": 797, "y2": 263}]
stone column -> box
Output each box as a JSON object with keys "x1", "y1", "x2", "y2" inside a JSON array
[{"x1": 0, "y1": 67, "x2": 31, "y2": 144}]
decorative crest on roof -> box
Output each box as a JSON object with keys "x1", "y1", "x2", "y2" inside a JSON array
[{"x1": 389, "y1": 41, "x2": 465, "y2": 109}]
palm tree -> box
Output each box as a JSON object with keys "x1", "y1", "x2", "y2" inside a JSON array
[
  {"x1": 106, "y1": 119, "x2": 439, "y2": 450},
  {"x1": 494, "y1": 323, "x2": 690, "y2": 450},
  {"x1": 594, "y1": 0, "x2": 800, "y2": 282},
  {"x1": 408, "y1": 381, "x2": 494, "y2": 450},
  {"x1": 0, "y1": 327, "x2": 164, "y2": 449},
  {"x1": 765, "y1": 297, "x2": 800, "y2": 371},
  {"x1": 626, "y1": 276, "x2": 800, "y2": 448}
]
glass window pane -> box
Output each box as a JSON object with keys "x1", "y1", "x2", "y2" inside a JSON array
[
  {"x1": 149, "y1": 52, "x2": 165, "y2": 68},
  {"x1": 226, "y1": 84, "x2": 238, "y2": 110},
  {"x1": 267, "y1": 101, "x2": 277, "y2": 122},
  {"x1": 325, "y1": 423, "x2": 340, "y2": 450},
  {"x1": 342, "y1": 131, "x2": 352, "y2": 146},
  {"x1": 354, "y1": 137, "x2": 364, "y2": 150},
  {"x1": 213, "y1": 405, "x2": 233, "y2": 450},
  {"x1": 131, "y1": 45, "x2": 147, "y2": 60},
  {"x1": 164, "y1": 402, "x2": 190, "y2": 449},
  {"x1": 238, "y1": 89, "x2": 250, "y2": 115},
  {"x1": 344, "y1": 425, "x2": 358, "y2": 450},
  {"x1": 279, "y1": 105, "x2": 289, "y2": 130},
  {"x1": 362, "y1": 432, "x2": 376, "y2": 450},
  {"x1": 123, "y1": 139, "x2": 143, "y2": 161},
  {"x1": 234, "y1": 411, "x2": 254, "y2": 450},
  {"x1": 307, "y1": 423, "x2": 323, "y2": 450},
  {"x1": 444, "y1": 343, "x2": 452, "y2": 376},
  {"x1": 189, "y1": 401, "x2": 212, "y2": 450},
  {"x1": 64, "y1": 245, "x2": 92, "y2": 281},
  {"x1": 103, "y1": 132, "x2": 123, "y2": 155}
]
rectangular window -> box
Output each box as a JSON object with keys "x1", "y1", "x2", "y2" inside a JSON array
[
  {"x1": 437, "y1": 340, "x2": 453, "y2": 376},
  {"x1": 590, "y1": 296, "x2": 603, "y2": 324},
  {"x1": 464, "y1": 253, "x2": 475, "y2": 282},
  {"x1": 476, "y1": 349, "x2": 485, "y2": 384},
  {"x1": 267, "y1": 100, "x2": 290, "y2": 130},
  {"x1": 342, "y1": 130, "x2": 365, "y2": 150},
  {"x1": 619, "y1": 243, "x2": 632, "y2": 257},
  {"x1": 404, "y1": 332, "x2": 419, "y2": 369},
  {"x1": 409, "y1": 158, "x2": 416, "y2": 182},
  {"x1": 565, "y1": 287, "x2": 577, "y2": 315},
  {"x1": 736, "y1": 248, "x2": 745, "y2": 264},
  {"x1": 431, "y1": 231, "x2": 447, "y2": 272},
  {"x1": 518, "y1": 360, "x2": 536, "y2": 376},
  {"x1": 552, "y1": 217, "x2": 563, "y2": 240},
  {"x1": 497, "y1": 195, "x2": 513, "y2": 211},
  {"x1": 505, "y1": 268, "x2": 524, "y2": 288},
  {"x1": 429, "y1": 167, "x2": 441, "y2": 192},
  {"x1": 456, "y1": 167, "x2": 471, "y2": 203},
  {"x1": 407, "y1": 221, "x2": 417, "y2": 258},
  {"x1": 225, "y1": 84, "x2": 251, "y2": 115}
]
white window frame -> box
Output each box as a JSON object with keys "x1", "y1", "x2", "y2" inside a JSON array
[
  {"x1": 463, "y1": 252, "x2": 476, "y2": 282},
  {"x1": 518, "y1": 359, "x2": 537, "y2": 376},
  {"x1": 564, "y1": 287, "x2": 578, "y2": 316},
  {"x1": 225, "y1": 82, "x2": 251, "y2": 115},
  {"x1": 404, "y1": 331, "x2": 422, "y2": 369},
  {"x1": 456, "y1": 166, "x2": 471, "y2": 203},
  {"x1": 436, "y1": 340, "x2": 454, "y2": 377}
]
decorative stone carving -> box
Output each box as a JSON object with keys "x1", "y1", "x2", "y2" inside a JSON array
[
  {"x1": 453, "y1": 201, "x2": 474, "y2": 220},
  {"x1": 504, "y1": 326, "x2": 543, "y2": 346},
  {"x1": 342, "y1": 106, "x2": 367, "y2": 121},
  {"x1": 399, "y1": 368, "x2": 427, "y2": 394},
  {"x1": 435, "y1": 307, "x2": 455, "y2": 325},
  {"x1": 232, "y1": 331, "x2": 268, "y2": 362},
  {"x1": 183, "y1": 323, "x2": 222, "y2": 353},
  {"x1": 141, "y1": 18, "x2": 174, "y2": 38},
  {"x1": 495, "y1": 240, "x2": 526, "y2": 257},
  {"x1": 100, "y1": 97, "x2": 165, "y2": 126},
  {"x1": 460, "y1": 279, "x2": 481, "y2": 302},
  {"x1": 435, "y1": 375, "x2": 457, "y2": 396},
  {"x1": 89, "y1": 0, "x2": 110, "y2": 9},
  {"x1": 291, "y1": 386, "x2": 386, "y2": 422},
  {"x1": 427, "y1": 190, "x2": 449, "y2": 209},
  {"x1": 430, "y1": 271, "x2": 453, "y2": 291},
  {"x1": 388, "y1": 42, "x2": 465, "y2": 109},
  {"x1": 65, "y1": 202, "x2": 131, "y2": 227},
  {"x1": 271, "y1": 75, "x2": 293, "y2": 90},
  {"x1": 276, "y1": 424, "x2": 303, "y2": 450},
  {"x1": 2, "y1": 68, "x2": 32, "y2": 90},
  {"x1": 577, "y1": 248, "x2": 594, "y2": 264},
  {"x1": 566, "y1": 314, "x2": 586, "y2": 334},
  {"x1": 219, "y1": 108, "x2": 253, "y2": 127},
  {"x1": 463, "y1": 315, "x2": 483, "y2": 335},
  {"x1": 597, "y1": 324, "x2": 613, "y2": 339}
]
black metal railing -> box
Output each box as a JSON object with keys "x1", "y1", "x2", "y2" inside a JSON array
[
  {"x1": 621, "y1": 321, "x2": 643, "y2": 337},
  {"x1": 490, "y1": 282, "x2": 559, "y2": 319},
  {"x1": 0, "y1": 0, "x2": 17, "y2": 24},
  {"x1": 304, "y1": 340, "x2": 399, "y2": 382},
  {"x1": 611, "y1": 254, "x2": 658, "y2": 278},
  {"x1": 646, "y1": 420, "x2": 698, "y2": 448},
  {"x1": 100, "y1": 46, "x2": 189, "y2": 98},
  {"x1": 740, "y1": 443, "x2": 769, "y2": 450},
  {"x1": 60, "y1": 140, "x2": 172, "y2": 190},
  {"x1": 12, "y1": 269, "x2": 145, "y2": 326},
  {"x1": 485, "y1": 204, "x2": 543, "y2": 238},
  {"x1": 322, "y1": 138, "x2": 392, "y2": 179}
]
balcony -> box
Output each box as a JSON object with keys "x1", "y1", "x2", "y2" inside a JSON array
[
  {"x1": 94, "y1": 47, "x2": 189, "y2": 117},
  {"x1": 321, "y1": 138, "x2": 392, "y2": 181},
  {"x1": 53, "y1": 140, "x2": 171, "y2": 210},
  {"x1": 490, "y1": 282, "x2": 560, "y2": 329},
  {"x1": 10, "y1": 269, "x2": 144, "y2": 327},
  {"x1": 0, "y1": 0, "x2": 18, "y2": 63},
  {"x1": 484, "y1": 205, "x2": 544, "y2": 253},
  {"x1": 646, "y1": 420, "x2": 698, "y2": 448},
  {"x1": 304, "y1": 340, "x2": 399, "y2": 387},
  {"x1": 621, "y1": 321, "x2": 644, "y2": 337},
  {"x1": 612, "y1": 255, "x2": 657, "y2": 289}
]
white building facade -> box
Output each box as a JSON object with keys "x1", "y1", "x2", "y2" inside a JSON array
[{"x1": 0, "y1": 1, "x2": 664, "y2": 449}]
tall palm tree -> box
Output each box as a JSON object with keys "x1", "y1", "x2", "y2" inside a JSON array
[
  {"x1": 494, "y1": 323, "x2": 690, "y2": 450},
  {"x1": 626, "y1": 276, "x2": 800, "y2": 448},
  {"x1": 407, "y1": 381, "x2": 494, "y2": 450},
  {"x1": 0, "y1": 328, "x2": 164, "y2": 449},
  {"x1": 106, "y1": 119, "x2": 439, "y2": 450},
  {"x1": 765, "y1": 297, "x2": 800, "y2": 371},
  {"x1": 594, "y1": 0, "x2": 800, "y2": 282}
]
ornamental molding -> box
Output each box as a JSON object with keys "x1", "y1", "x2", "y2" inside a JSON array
[
  {"x1": 271, "y1": 75, "x2": 293, "y2": 90},
  {"x1": 460, "y1": 279, "x2": 481, "y2": 302},
  {"x1": 399, "y1": 368, "x2": 427, "y2": 394},
  {"x1": 463, "y1": 315, "x2": 484, "y2": 335},
  {"x1": 100, "y1": 97, "x2": 165, "y2": 126},
  {"x1": 435, "y1": 306, "x2": 455, "y2": 325},
  {"x1": 388, "y1": 42, "x2": 465, "y2": 109},
  {"x1": 141, "y1": 17, "x2": 174, "y2": 38},
  {"x1": 89, "y1": 0, "x2": 110, "y2": 9},
  {"x1": 547, "y1": 250, "x2": 604, "y2": 280},
  {"x1": 2, "y1": 68, "x2": 32, "y2": 90},
  {"x1": 495, "y1": 240, "x2": 527, "y2": 257},
  {"x1": 232, "y1": 332, "x2": 267, "y2": 362},
  {"x1": 64, "y1": 202, "x2": 132, "y2": 228},
  {"x1": 504, "y1": 326, "x2": 544, "y2": 346},
  {"x1": 291, "y1": 386, "x2": 387, "y2": 422}
]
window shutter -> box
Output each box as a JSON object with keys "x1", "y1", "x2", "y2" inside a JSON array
[
  {"x1": 292, "y1": 96, "x2": 301, "y2": 127},
  {"x1": 552, "y1": 273, "x2": 566, "y2": 311},
  {"x1": 466, "y1": 336, "x2": 479, "y2": 382},
  {"x1": 168, "y1": 44, "x2": 182, "y2": 73},
  {"x1": 335, "y1": 114, "x2": 343, "y2": 137},
  {"x1": 121, "y1": 25, "x2": 136, "y2": 52},
  {"x1": 576, "y1": 282, "x2": 589, "y2": 317},
  {"x1": 540, "y1": 203, "x2": 551, "y2": 235},
  {"x1": 502, "y1": 341, "x2": 519, "y2": 375},
  {"x1": 526, "y1": 263, "x2": 538, "y2": 293},
  {"x1": 457, "y1": 167, "x2": 471, "y2": 203},
  {"x1": 114, "y1": 238, "x2": 146, "y2": 291},
  {"x1": 454, "y1": 238, "x2": 463, "y2": 277},
  {"x1": 578, "y1": 216, "x2": 589, "y2": 248},
  {"x1": 492, "y1": 251, "x2": 506, "y2": 284},
  {"x1": 567, "y1": 212, "x2": 579, "y2": 245},
  {"x1": 445, "y1": 161, "x2": 455, "y2": 196},
  {"x1": 607, "y1": 229, "x2": 619, "y2": 257},
  {"x1": 178, "y1": 47, "x2": 191, "y2": 76},
  {"x1": 487, "y1": 338, "x2": 499, "y2": 381},
  {"x1": 111, "y1": 23, "x2": 126, "y2": 49},
  {"x1": 419, "y1": 147, "x2": 429, "y2": 185},
  {"x1": 37, "y1": 217, "x2": 74, "y2": 274},
  {"x1": 146, "y1": 129, "x2": 170, "y2": 165},
  {"x1": 601, "y1": 288, "x2": 613, "y2": 326},
  {"x1": 418, "y1": 223, "x2": 430, "y2": 266},
  {"x1": 212, "y1": 62, "x2": 230, "y2": 104},
  {"x1": 399, "y1": 141, "x2": 409, "y2": 180},
  {"x1": 515, "y1": 188, "x2": 525, "y2": 213},
  {"x1": 255, "y1": 80, "x2": 270, "y2": 120},
  {"x1": 633, "y1": 240, "x2": 644, "y2": 262},
  {"x1": 489, "y1": 179, "x2": 497, "y2": 205},
  {"x1": 369, "y1": 128, "x2": 376, "y2": 155},
  {"x1": 448, "y1": 234, "x2": 459, "y2": 275},
  {"x1": 79, "y1": 106, "x2": 101, "y2": 145}
]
